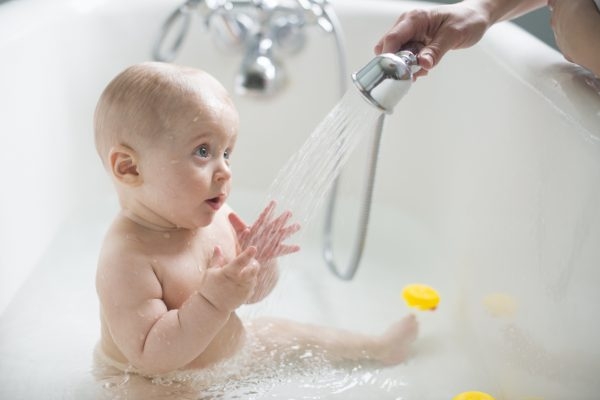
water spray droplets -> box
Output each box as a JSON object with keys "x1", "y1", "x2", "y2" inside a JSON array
[{"x1": 247, "y1": 90, "x2": 382, "y2": 256}]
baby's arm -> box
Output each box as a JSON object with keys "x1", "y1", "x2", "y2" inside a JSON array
[{"x1": 97, "y1": 246, "x2": 258, "y2": 374}]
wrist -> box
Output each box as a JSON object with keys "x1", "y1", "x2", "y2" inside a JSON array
[
  {"x1": 195, "y1": 289, "x2": 235, "y2": 314},
  {"x1": 461, "y1": 0, "x2": 497, "y2": 24}
]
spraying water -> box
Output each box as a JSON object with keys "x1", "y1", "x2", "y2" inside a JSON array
[
  {"x1": 246, "y1": 46, "x2": 421, "y2": 257},
  {"x1": 234, "y1": 87, "x2": 384, "y2": 307},
  {"x1": 266, "y1": 89, "x2": 382, "y2": 227}
]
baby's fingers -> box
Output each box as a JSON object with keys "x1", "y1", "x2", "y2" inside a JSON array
[
  {"x1": 209, "y1": 245, "x2": 226, "y2": 269},
  {"x1": 266, "y1": 210, "x2": 292, "y2": 232},
  {"x1": 261, "y1": 221, "x2": 301, "y2": 250},
  {"x1": 275, "y1": 244, "x2": 301, "y2": 258},
  {"x1": 223, "y1": 246, "x2": 258, "y2": 278},
  {"x1": 239, "y1": 258, "x2": 260, "y2": 281},
  {"x1": 279, "y1": 222, "x2": 301, "y2": 240},
  {"x1": 253, "y1": 201, "x2": 277, "y2": 229},
  {"x1": 228, "y1": 212, "x2": 249, "y2": 235}
]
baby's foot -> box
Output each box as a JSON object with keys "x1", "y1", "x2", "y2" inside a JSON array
[{"x1": 376, "y1": 314, "x2": 418, "y2": 365}]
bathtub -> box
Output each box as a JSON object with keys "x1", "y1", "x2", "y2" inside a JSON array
[{"x1": 1, "y1": 0, "x2": 600, "y2": 398}]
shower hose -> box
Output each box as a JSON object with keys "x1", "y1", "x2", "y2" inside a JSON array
[{"x1": 322, "y1": 4, "x2": 386, "y2": 280}]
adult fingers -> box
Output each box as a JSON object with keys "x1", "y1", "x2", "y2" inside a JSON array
[{"x1": 376, "y1": 10, "x2": 432, "y2": 54}]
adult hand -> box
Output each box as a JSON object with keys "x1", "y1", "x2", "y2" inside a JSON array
[{"x1": 374, "y1": 2, "x2": 491, "y2": 77}]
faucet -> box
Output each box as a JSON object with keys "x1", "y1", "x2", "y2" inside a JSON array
[{"x1": 153, "y1": 0, "x2": 337, "y2": 96}]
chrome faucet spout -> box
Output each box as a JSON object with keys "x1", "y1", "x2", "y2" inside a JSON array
[
  {"x1": 154, "y1": 0, "x2": 336, "y2": 97},
  {"x1": 352, "y1": 45, "x2": 421, "y2": 114}
]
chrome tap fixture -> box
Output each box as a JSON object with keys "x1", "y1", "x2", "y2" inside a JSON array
[{"x1": 154, "y1": 0, "x2": 337, "y2": 96}]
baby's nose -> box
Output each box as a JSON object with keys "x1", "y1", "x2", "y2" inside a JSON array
[{"x1": 215, "y1": 162, "x2": 232, "y2": 182}]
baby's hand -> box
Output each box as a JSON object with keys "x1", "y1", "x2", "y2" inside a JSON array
[
  {"x1": 229, "y1": 200, "x2": 301, "y2": 265},
  {"x1": 201, "y1": 246, "x2": 259, "y2": 312}
]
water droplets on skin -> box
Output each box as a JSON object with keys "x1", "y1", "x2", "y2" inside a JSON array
[{"x1": 95, "y1": 90, "x2": 395, "y2": 399}]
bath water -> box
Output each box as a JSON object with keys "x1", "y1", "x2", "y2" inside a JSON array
[{"x1": 0, "y1": 186, "x2": 483, "y2": 400}]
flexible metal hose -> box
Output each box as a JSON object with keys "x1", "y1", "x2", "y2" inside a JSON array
[{"x1": 321, "y1": 3, "x2": 386, "y2": 280}]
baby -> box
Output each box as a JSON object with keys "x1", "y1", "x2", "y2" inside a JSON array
[{"x1": 93, "y1": 61, "x2": 418, "y2": 377}]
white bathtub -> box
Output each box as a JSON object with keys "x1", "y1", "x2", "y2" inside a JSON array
[{"x1": 1, "y1": 0, "x2": 600, "y2": 398}]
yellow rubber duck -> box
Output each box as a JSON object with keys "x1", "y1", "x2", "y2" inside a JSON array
[
  {"x1": 453, "y1": 391, "x2": 495, "y2": 400},
  {"x1": 402, "y1": 284, "x2": 440, "y2": 311}
]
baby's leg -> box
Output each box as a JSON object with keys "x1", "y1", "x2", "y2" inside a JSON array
[{"x1": 246, "y1": 314, "x2": 417, "y2": 367}]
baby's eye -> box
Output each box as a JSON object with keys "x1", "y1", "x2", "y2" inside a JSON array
[
  {"x1": 195, "y1": 145, "x2": 209, "y2": 158},
  {"x1": 224, "y1": 149, "x2": 231, "y2": 160}
]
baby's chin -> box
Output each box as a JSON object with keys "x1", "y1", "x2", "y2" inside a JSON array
[
  {"x1": 164, "y1": 204, "x2": 229, "y2": 230},
  {"x1": 189, "y1": 211, "x2": 221, "y2": 229}
]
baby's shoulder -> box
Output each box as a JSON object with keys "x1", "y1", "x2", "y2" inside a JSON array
[
  {"x1": 97, "y1": 218, "x2": 156, "y2": 272},
  {"x1": 96, "y1": 224, "x2": 163, "y2": 298}
]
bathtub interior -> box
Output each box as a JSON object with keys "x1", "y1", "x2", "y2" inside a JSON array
[{"x1": 1, "y1": 0, "x2": 600, "y2": 399}]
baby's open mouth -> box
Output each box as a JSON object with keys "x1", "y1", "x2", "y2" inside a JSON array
[{"x1": 206, "y1": 195, "x2": 224, "y2": 210}]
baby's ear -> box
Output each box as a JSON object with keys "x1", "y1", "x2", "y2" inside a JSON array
[{"x1": 108, "y1": 144, "x2": 142, "y2": 186}]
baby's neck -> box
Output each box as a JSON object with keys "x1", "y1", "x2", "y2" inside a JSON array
[{"x1": 120, "y1": 208, "x2": 183, "y2": 233}]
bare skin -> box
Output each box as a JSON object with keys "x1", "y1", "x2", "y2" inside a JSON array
[
  {"x1": 249, "y1": 315, "x2": 418, "y2": 367},
  {"x1": 94, "y1": 62, "x2": 418, "y2": 377},
  {"x1": 549, "y1": 0, "x2": 600, "y2": 76},
  {"x1": 375, "y1": 0, "x2": 600, "y2": 78},
  {"x1": 97, "y1": 206, "x2": 253, "y2": 373}
]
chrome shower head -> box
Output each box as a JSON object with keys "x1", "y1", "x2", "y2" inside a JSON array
[{"x1": 352, "y1": 47, "x2": 421, "y2": 114}]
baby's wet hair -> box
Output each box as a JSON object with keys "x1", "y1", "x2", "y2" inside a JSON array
[{"x1": 93, "y1": 62, "x2": 227, "y2": 166}]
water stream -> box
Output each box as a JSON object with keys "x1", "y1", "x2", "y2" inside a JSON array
[{"x1": 265, "y1": 88, "x2": 382, "y2": 228}]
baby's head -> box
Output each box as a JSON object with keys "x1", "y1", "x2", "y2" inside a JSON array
[
  {"x1": 94, "y1": 62, "x2": 240, "y2": 228},
  {"x1": 94, "y1": 62, "x2": 237, "y2": 167}
]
